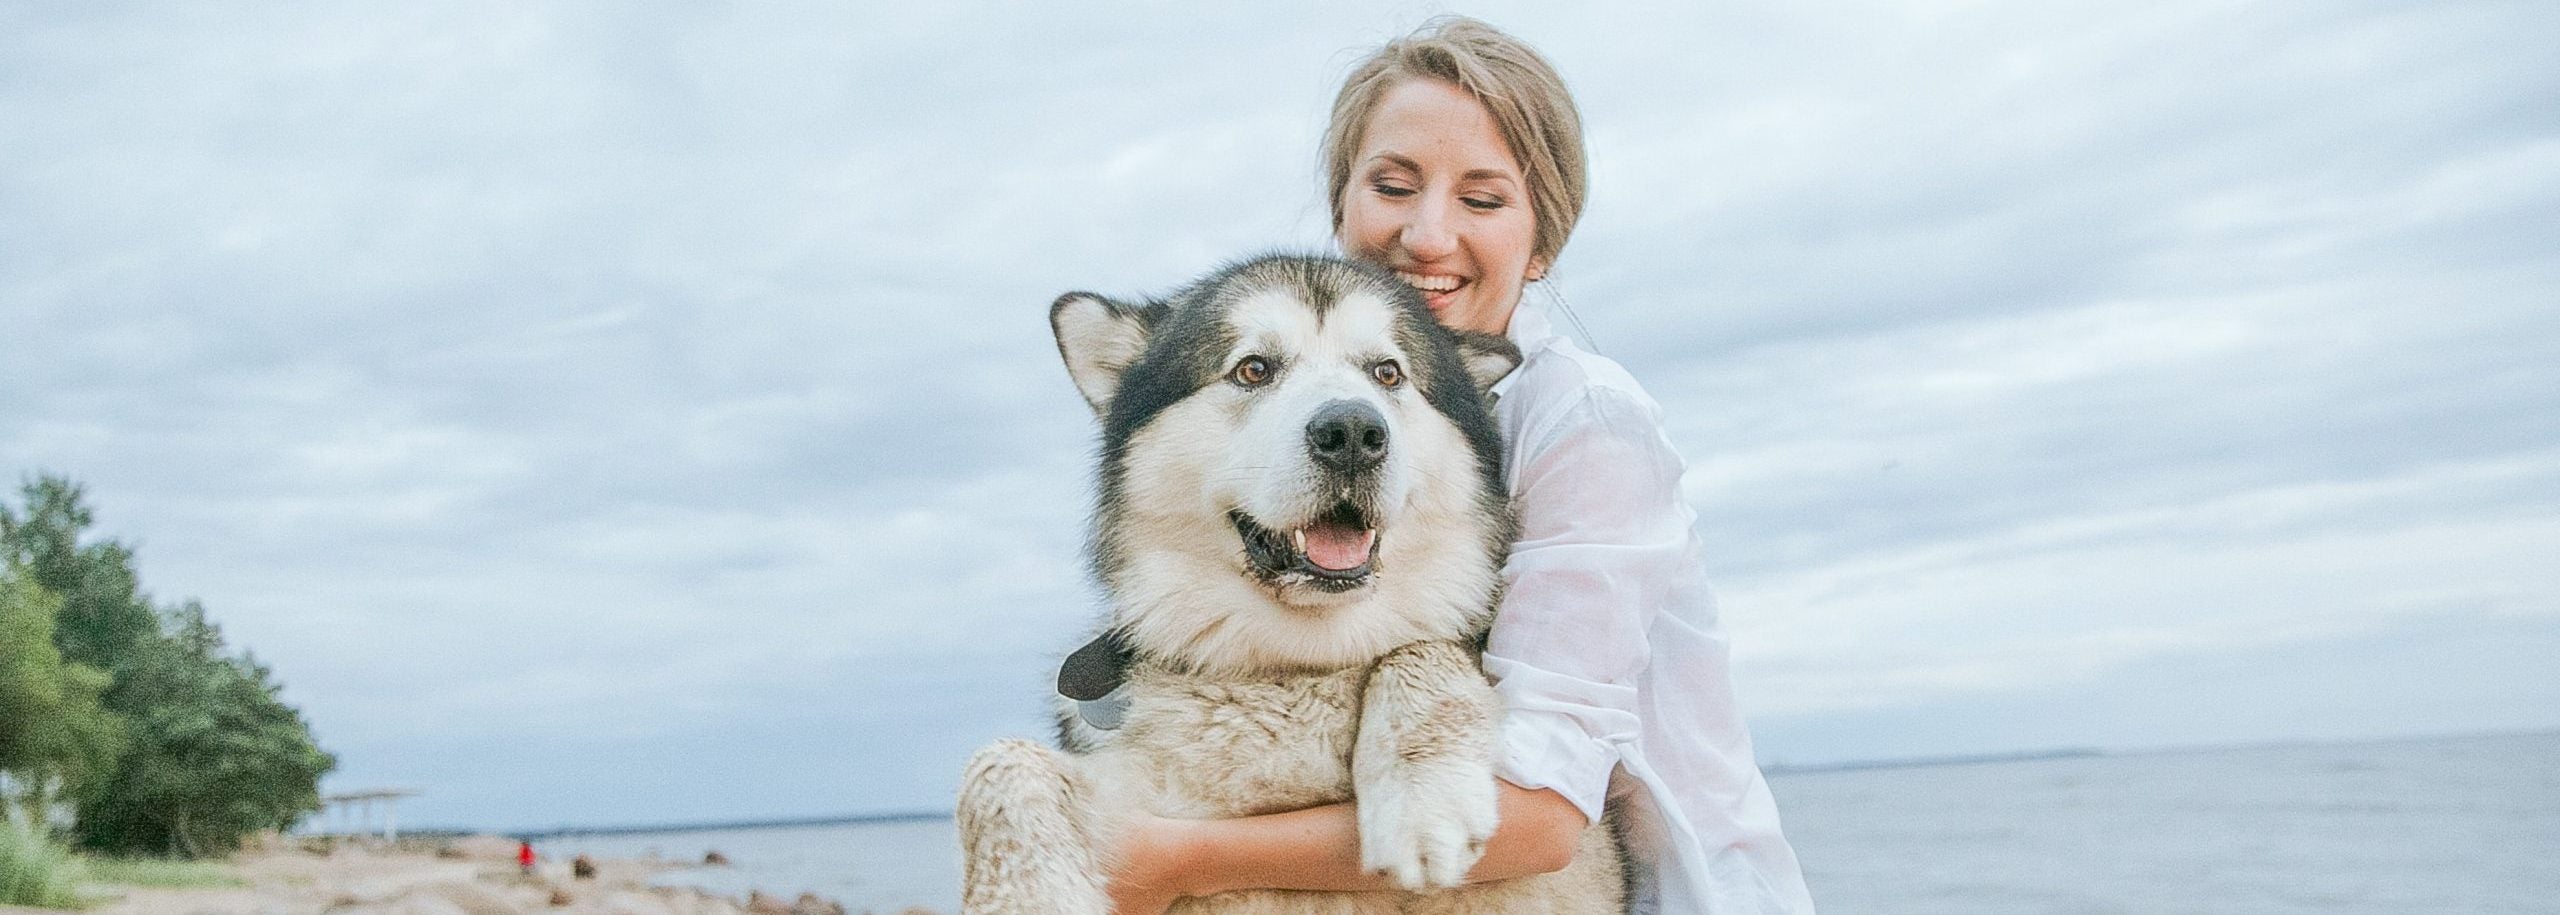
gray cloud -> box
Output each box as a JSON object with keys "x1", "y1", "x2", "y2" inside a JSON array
[{"x1": 4, "y1": 1, "x2": 2554, "y2": 827}]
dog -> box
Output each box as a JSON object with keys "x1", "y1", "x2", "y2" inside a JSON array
[{"x1": 956, "y1": 254, "x2": 1624, "y2": 914}]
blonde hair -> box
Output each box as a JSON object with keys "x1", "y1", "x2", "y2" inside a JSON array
[{"x1": 1323, "y1": 16, "x2": 1588, "y2": 270}]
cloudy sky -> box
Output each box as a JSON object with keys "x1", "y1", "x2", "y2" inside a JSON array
[{"x1": 4, "y1": 1, "x2": 2554, "y2": 831}]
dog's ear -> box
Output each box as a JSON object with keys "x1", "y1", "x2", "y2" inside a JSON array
[
  {"x1": 1051, "y1": 292, "x2": 1158, "y2": 415},
  {"x1": 1452, "y1": 331, "x2": 1522, "y2": 395}
]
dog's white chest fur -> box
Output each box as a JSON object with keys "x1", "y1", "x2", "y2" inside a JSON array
[{"x1": 1103, "y1": 665, "x2": 1369, "y2": 818}]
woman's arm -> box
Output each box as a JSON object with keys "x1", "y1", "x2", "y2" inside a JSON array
[{"x1": 1108, "y1": 781, "x2": 1588, "y2": 914}]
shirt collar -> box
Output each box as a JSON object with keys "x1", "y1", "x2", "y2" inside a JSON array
[{"x1": 1490, "y1": 301, "x2": 1559, "y2": 399}]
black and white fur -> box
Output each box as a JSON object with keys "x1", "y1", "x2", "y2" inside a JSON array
[{"x1": 957, "y1": 255, "x2": 1623, "y2": 915}]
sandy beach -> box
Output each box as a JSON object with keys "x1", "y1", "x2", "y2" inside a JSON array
[{"x1": 20, "y1": 837, "x2": 936, "y2": 915}]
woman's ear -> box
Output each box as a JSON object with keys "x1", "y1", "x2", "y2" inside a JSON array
[{"x1": 1525, "y1": 257, "x2": 1550, "y2": 283}]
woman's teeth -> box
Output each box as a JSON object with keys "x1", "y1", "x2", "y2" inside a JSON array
[{"x1": 1398, "y1": 272, "x2": 1462, "y2": 293}]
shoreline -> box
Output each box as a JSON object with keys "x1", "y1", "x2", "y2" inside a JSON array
[
  {"x1": 56, "y1": 836, "x2": 940, "y2": 915},
  {"x1": 509, "y1": 812, "x2": 948, "y2": 842}
]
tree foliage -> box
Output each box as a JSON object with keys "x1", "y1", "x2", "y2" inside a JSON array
[
  {"x1": 0, "y1": 479, "x2": 157, "y2": 673},
  {"x1": 0, "y1": 569, "x2": 122, "y2": 825},
  {"x1": 73, "y1": 601, "x2": 335, "y2": 856},
  {"x1": 1, "y1": 476, "x2": 334, "y2": 857}
]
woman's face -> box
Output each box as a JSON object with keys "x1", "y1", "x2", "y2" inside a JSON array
[{"x1": 1337, "y1": 78, "x2": 1543, "y2": 337}]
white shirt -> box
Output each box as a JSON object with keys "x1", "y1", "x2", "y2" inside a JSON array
[{"x1": 1483, "y1": 303, "x2": 1816, "y2": 914}]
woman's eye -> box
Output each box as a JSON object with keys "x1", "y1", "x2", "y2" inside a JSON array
[
  {"x1": 1462, "y1": 196, "x2": 1505, "y2": 211},
  {"x1": 1371, "y1": 182, "x2": 1416, "y2": 198},
  {"x1": 1370, "y1": 360, "x2": 1403, "y2": 388},
  {"x1": 1231, "y1": 355, "x2": 1274, "y2": 387}
]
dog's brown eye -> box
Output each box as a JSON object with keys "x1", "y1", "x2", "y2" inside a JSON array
[
  {"x1": 1370, "y1": 360, "x2": 1403, "y2": 388},
  {"x1": 1231, "y1": 355, "x2": 1273, "y2": 387}
]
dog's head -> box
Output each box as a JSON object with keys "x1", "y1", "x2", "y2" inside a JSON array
[{"x1": 1052, "y1": 255, "x2": 1519, "y2": 674}]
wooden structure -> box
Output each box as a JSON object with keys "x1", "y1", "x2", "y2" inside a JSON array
[{"x1": 316, "y1": 789, "x2": 418, "y2": 841}]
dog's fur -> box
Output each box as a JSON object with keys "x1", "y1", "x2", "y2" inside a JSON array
[{"x1": 957, "y1": 255, "x2": 1623, "y2": 914}]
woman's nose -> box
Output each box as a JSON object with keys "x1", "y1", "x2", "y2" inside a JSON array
[{"x1": 1399, "y1": 198, "x2": 1458, "y2": 260}]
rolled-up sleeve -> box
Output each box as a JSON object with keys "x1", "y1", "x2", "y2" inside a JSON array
[{"x1": 1486, "y1": 386, "x2": 1695, "y2": 824}]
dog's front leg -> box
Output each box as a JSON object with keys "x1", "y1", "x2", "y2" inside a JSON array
[
  {"x1": 956, "y1": 739, "x2": 1114, "y2": 915},
  {"x1": 1353, "y1": 640, "x2": 1502, "y2": 891}
]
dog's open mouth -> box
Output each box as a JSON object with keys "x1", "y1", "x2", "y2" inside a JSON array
[{"x1": 1232, "y1": 504, "x2": 1377, "y2": 592}]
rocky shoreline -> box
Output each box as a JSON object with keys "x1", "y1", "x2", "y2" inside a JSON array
[{"x1": 61, "y1": 837, "x2": 937, "y2": 915}]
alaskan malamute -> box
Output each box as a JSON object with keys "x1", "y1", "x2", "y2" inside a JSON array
[{"x1": 956, "y1": 255, "x2": 1623, "y2": 914}]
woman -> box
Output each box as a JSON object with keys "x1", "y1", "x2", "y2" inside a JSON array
[{"x1": 1106, "y1": 17, "x2": 1815, "y2": 914}]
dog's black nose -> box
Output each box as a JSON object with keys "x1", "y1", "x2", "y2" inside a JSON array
[{"x1": 1307, "y1": 400, "x2": 1389, "y2": 472}]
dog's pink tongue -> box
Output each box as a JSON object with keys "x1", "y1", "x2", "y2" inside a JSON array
[{"x1": 1303, "y1": 523, "x2": 1375, "y2": 571}]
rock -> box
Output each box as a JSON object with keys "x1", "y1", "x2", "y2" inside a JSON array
[
  {"x1": 702, "y1": 850, "x2": 730, "y2": 866},
  {"x1": 548, "y1": 890, "x2": 574, "y2": 907},
  {"x1": 570, "y1": 855, "x2": 598, "y2": 880},
  {"x1": 744, "y1": 891, "x2": 792, "y2": 915},
  {"x1": 788, "y1": 893, "x2": 844, "y2": 915},
  {"x1": 667, "y1": 891, "x2": 736, "y2": 915},
  {"x1": 651, "y1": 890, "x2": 740, "y2": 915}
]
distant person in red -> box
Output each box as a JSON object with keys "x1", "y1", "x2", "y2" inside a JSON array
[{"x1": 518, "y1": 840, "x2": 535, "y2": 874}]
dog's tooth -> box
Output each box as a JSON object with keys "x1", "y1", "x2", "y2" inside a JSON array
[{"x1": 1291, "y1": 528, "x2": 1307, "y2": 554}]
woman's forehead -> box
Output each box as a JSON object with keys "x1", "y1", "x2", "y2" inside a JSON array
[{"x1": 1356, "y1": 80, "x2": 1522, "y2": 178}]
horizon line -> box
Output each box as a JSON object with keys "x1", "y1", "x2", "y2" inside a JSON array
[{"x1": 384, "y1": 725, "x2": 2559, "y2": 837}]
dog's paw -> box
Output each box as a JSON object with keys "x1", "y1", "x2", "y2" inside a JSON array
[
  {"x1": 956, "y1": 740, "x2": 1112, "y2": 915},
  {"x1": 1356, "y1": 759, "x2": 1499, "y2": 890}
]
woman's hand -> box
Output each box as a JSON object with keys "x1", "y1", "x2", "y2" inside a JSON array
[
  {"x1": 1107, "y1": 815, "x2": 1196, "y2": 915},
  {"x1": 1099, "y1": 782, "x2": 1585, "y2": 913}
]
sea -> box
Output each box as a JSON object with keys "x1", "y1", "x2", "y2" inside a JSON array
[{"x1": 535, "y1": 729, "x2": 2559, "y2": 914}]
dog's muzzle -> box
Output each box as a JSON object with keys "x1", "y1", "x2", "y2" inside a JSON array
[{"x1": 1231, "y1": 505, "x2": 1378, "y2": 593}]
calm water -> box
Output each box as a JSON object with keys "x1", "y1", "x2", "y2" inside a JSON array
[
  {"x1": 541, "y1": 730, "x2": 2559, "y2": 914},
  {"x1": 540, "y1": 817, "x2": 960, "y2": 912},
  {"x1": 1774, "y1": 730, "x2": 2558, "y2": 913}
]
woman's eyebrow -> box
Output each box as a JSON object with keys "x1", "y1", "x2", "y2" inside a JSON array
[
  {"x1": 1368, "y1": 153, "x2": 1519, "y2": 185},
  {"x1": 1367, "y1": 153, "x2": 1424, "y2": 173}
]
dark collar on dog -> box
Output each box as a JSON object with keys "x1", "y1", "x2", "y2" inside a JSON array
[{"x1": 1058, "y1": 628, "x2": 1135, "y2": 701}]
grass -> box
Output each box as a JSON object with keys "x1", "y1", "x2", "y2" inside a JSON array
[
  {"x1": 2, "y1": 826, "x2": 246, "y2": 910},
  {"x1": 78, "y1": 856, "x2": 243, "y2": 889},
  {"x1": 0, "y1": 824, "x2": 87, "y2": 909}
]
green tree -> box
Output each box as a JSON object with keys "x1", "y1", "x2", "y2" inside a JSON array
[
  {"x1": 73, "y1": 602, "x2": 335, "y2": 856},
  {"x1": 0, "y1": 478, "x2": 159, "y2": 672},
  {"x1": 0, "y1": 568, "x2": 123, "y2": 828},
  {"x1": 2, "y1": 475, "x2": 334, "y2": 857}
]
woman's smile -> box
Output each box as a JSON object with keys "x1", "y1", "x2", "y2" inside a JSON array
[{"x1": 1395, "y1": 270, "x2": 1468, "y2": 314}]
